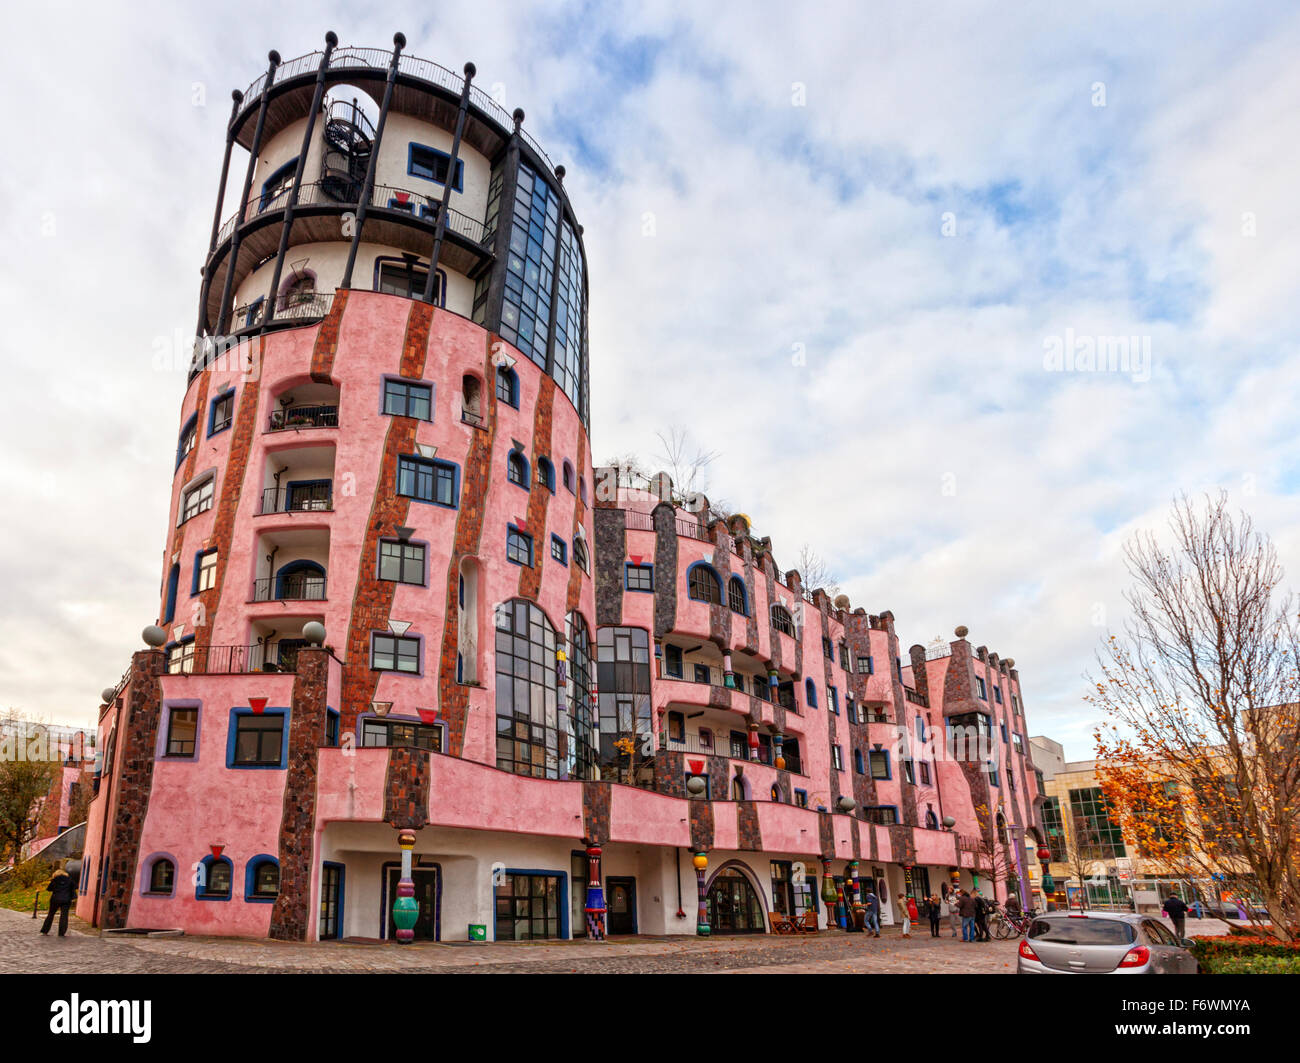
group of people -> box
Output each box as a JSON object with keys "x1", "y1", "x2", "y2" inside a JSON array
[{"x1": 846, "y1": 887, "x2": 1006, "y2": 941}]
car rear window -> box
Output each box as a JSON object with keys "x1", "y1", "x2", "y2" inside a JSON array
[{"x1": 1027, "y1": 918, "x2": 1136, "y2": 945}]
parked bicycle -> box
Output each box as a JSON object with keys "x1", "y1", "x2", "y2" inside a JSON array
[{"x1": 989, "y1": 903, "x2": 1037, "y2": 939}]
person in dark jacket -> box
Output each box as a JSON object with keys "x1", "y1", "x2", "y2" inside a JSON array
[
  {"x1": 973, "y1": 893, "x2": 991, "y2": 941},
  {"x1": 864, "y1": 889, "x2": 881, "y2": 937},
  {"x1": 927, "y1": 894, "x2": 942, "y2": 937},
  {"x1": 41, "y1": 865, "x2": 77, "y2": 937},
  {"x1": 1162, "y1": 893, "x2": 1189, "y2": 940},
  {"x1": 957, "y1": 890, "x2": 977, "y2": 941}
]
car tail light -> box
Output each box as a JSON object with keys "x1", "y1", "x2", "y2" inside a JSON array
[
  {"x1": 1118, "y1": 945, "x2": 1150, "y2": 968},
  {"x1": 1018, "y1": 939, "x2": 1039, "y2": 962}
]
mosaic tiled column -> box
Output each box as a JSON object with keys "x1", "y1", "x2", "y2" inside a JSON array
[
  {"x1": 773, "y1": 733, "x2": 786, "y2": 771},
  {"x1": 585, "y1": 844, "x2": 607, "y2": 940},
  {"x1": 820, "y1": 858, "x2": 838, "y2": 929},
  {"x1": 694, "y1": 851, "x2": 710, "y2": 936},
  {"x1": 723, "y1": 651, "x2": 735, "y2": 688},
  {"x1": 748, "y1": 722, "x2": 760, "y2": 762},
  {"x1": 392, "y1": 828, "x2": 418, "y2": 943}
]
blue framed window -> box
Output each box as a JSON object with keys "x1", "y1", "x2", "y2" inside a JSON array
[
  {"x1": 804, "y1": 677, "x2": 818, "y2": 709},
  {"x1": 260, "y1": 157, "x2": 299, "y2": 210},
  {"x1": 325, "y1": 708, "x2": 340, "y2": 747},
  {"x1": 495, "y1": 365, "x2": 519, "y2": 407},
  {"x1": 397, "y1": 455, "x2": 458, "y2": 507},
  {"x1": 506, "y1": 526, "x2": 533, "y2": 567},
  {"x1": 868, "y1": 748, "x2": 891, "y2": 780},
  {"x1": 196, "y1": 855, "x2": 233, "y2": 900},
  {"x1": 176, "y1": 414, "x2": 198, "y2": 468},
  {"x1": 686, "y1": 563, "x2": 722, "y2": 604},
  {"x1": 727, "y1": 576, "x2": 747, "y2": 615},
  {"x1": 828, "y1": 686, "x2": 839, "y2": 714},
  {"x1": 162, "y1": 563, "x2": 180, "y2": 624},
  {"x1": 226, "y1": 708, "x2": 289, "y2": 769},
  {"x1": 916, "y1": 717, "x2": 926, "y2": 742},
  {"x1": 244, "y1": 855, "x2": 280, "y2": 902},
  {"x1": 693, "y1": 663, "x2": 711, "y2": 684},
  {"x1": 625, "y1": 563, "x2": 653, "y2": 592},
  {"x1": 994, "y1": 685, "x2": 1003, "y2": 704},
  {"x1": 537, "y1": 456, "x2": 555, "y2": 491},
  {"x1": 853, "y1": 749, "x2": 864, "y2": 774},
  {"x1": 192, "y1": 548, "x2": 218, "y2": 594},
  {"x1": 507, "y1": 449, "x2": 530, "y2": 488},
  {"x1": 383, "y1": 379, "x2": 433, "y2": 420},
  {"x1": 863, "y1": 806, "x2": 900, "y2": 826},
  {"x1": 244, "y1": 297, "x2": 264, "y2": 330},
  {"x1": 664, "y1": 644, "x2": 683, "y2": 678},
  {"x1": 371, "y1": 633, "x2": 421, "y2": 674},
  {"x1": 794, "y1": 789, "x2": 809, "y2": 808},
  {"x1": 550, "y1": 535, "x2": 567, "y2": 565},
  {"x1": 975, "y1": 676, "x2": 987, "y2": 700},
  {"x1": 208, "y1": 389, "x2": 235, "y2": 436},
  {"x1": 858, "y1": 655, "x2": 874, "y2": 675},
  {"x1": 407, "y1": 143, "x2": 464, "y2": 191},
  {"x1": 1000, "y1": 722, "x2": 1009, "y2": 743},
  {"x1": 832, "y1": 745, "x2": 843, "y2": 770}
]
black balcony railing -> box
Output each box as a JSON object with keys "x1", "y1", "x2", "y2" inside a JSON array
[
  {"x1": 904, "y1": 687, "x2": 929, "y2": 707},
  {"x1": 268, "y1": 404, "x2": 339, "y2": 431},
  {"x1": 164, "y1": 642, "x2": 304, "y2": 675},
  {"x1": 460, "y1": 408, "x2": 487, "y2": 428},
  {"x1": 676, "y1": 518, "x2": 710, "y2": 542},
  {"x1": 252, "y1": 574, "x2": 327, "y2": 602},
  {"x1": 258, "y1": 482, "x2": 333, "y2": 514}
]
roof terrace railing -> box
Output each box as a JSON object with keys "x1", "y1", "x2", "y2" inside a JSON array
[{"x1": 238, "y1": 47, "x2": 556, "y2": 173}]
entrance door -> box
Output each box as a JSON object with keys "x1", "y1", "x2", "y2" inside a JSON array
[
  {"x1": 385, "y1": 867, "x2": 438, "y2": 941},
  {"x1": 607, "y1": 877, "x2": 636, "y2": 935},
  {"x1": 705, "y1": 868, "x2": 766, "y2": 933},
  {"x1": 319, "y1": 863, "x2": 343, "y2": 940}
]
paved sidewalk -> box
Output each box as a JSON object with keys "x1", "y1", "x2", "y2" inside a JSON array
[{"x1": 0, "y1": 906, "x2": 1021, "y2": 974}]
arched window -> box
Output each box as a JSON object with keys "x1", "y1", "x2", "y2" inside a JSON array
[
  {"x1": 246, "y1": 856, "x2": 280, "y2": 901},
  {"x1": 495, "y1": 601, "x2": 595, "y2": 781},
  {"x1": 771, "y1": 605, "x2": 795, "y2": 637},
  {"x1": 804, "y1": 677, "x2": 818, "y2": 709},
  {"x1": 537, "y1": 457, "x2": 555, "y2": 492},
  {"x1": 731, "y1": 776, "x2": 746, "y2": 801},
  {"x1": 687, "y1": 564, "x2": 722, "y2": 605},
  {"x1": 771, "y1": 783, "x2": 783, "y2": 803},
  {"x1": 925, "y1": 809, "x2": 939, "y2": 830},
  {"x1": 727, "y1": 576, "x2": 747, "y2": 615},
  {"x1": 495, "y1": 365, "x2": 519, "y2": 408},
  {"x1": 507, "y1": 449, "x2": 529, "y2": 487},
  {"x1": 562, "y1": 460, "x2": 575, "y2": 493},
  {"x1": 197, "y1": 855, "x2": 233, "y2": 900},
  {"x1": 147, "y1": 858, "x2": 175, "y2": 895},
  {"x1": 162, "y1": 563, "x2": 180, "y2": 624},
  {"x1": 461, "y1": 374, "x2": 483, "y2": 423},
  {"x1": 274, "y1": 559, "x2": 326, "y2": 601}
]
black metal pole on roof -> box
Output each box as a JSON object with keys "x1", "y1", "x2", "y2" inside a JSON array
[
  {"x1": 263, "y1": 33, "x2": 338, "y2": 329},
  {"x1": 340, "y1": 33, "x2": 406, "y2": 291},
  {"x1": 214, "y1": 50, "x2": 282, "y2": 337},
  {"x1": 192, "y1": 90, "x2": 245, "y2": 344},
  {"x1": 420, "y1": 61, "x2": 475, "y2": 305}
]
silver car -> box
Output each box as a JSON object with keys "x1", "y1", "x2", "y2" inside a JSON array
[{"x1": 1016, "y1": 910, "x2": 1199, "y2": 974}]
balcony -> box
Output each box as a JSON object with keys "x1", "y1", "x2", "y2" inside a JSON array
[
  {"x1": 164, "y1": 642, "x2": 304, "y2": 675},
  {"x1": 258, "y1": 481, "x2": 333, "y2": 515},
  {"x1": 228, "y1": 290, "x2": 336, "y2": 336},
  {"x1": 252, "y1": 572, "x2": 327, "y2": 603},
  {"x1": 268, "y1": 404, "x2": 339, "y2": 432}
]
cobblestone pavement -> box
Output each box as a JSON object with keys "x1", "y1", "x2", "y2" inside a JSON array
[{"x1": 2, "y1": 907, "x2": 1233, "y2": 974}]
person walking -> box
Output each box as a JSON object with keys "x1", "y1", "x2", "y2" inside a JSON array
[
  {"x1": 974, "y1": 892, "x2": 991, "y2": 942},
  {"x1": 958, "y1": 889, "x2": 977, "y2": 942},
  {"x1": 40, "y1": 863, "x2": 77, "y2": 938},
  {"x1": 864, "y1": 889, "x2": 881, "y2": 937},
  {"x1": 898, "y1": 896, "x2": 912, "y2": 938},
  {"x1": 928, "y1": 894, "x2": 942, "y2": 937},
  {"x1": 1162, "y1": 893, "x2": 1189, "y2": 940},
  {"x1": 947, "y1": 890, "x2": 961, "y2": 937}
]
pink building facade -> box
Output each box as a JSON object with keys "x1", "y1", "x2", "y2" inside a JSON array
[{"x1": 78, "y1": 38, "x2": 1048, "y2": 942}]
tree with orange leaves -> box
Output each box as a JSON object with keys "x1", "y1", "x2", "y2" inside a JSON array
[{"x1": 1090, "y1": 493, "x2": 1300, "y2": 942}]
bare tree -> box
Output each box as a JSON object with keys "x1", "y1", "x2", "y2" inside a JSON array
[
  {"x1": 1091, "y1": 492, "x2": 1300, "y2": 941},
  {"x1": 604, "y1": 426, "x2": 732, "y2": 517},
  {"x1": 796, "y1": 543, "x2": 840, "y2": 598}
]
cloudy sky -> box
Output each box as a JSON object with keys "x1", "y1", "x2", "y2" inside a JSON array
[{"x1": 2, "y1": 2, "x2": 1296, "y2": 758}]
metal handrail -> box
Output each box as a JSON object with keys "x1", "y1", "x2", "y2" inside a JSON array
[
  {"x1": 252, "y1": 574, "x2": 327, "y2": 602},
  {"x1": 238, "y1": 47, "x2": 557, "y2": 173},
  {"x1": 216, "y1": 179, "x2": 488, "y2": 247},
  {"x1": 228, "y1": 291, "x2": 335, "y2": 334},
  {"x1": 166, "y1": 642, "x2": 303, "y2": 675},
  {"x1": 268, "y1": 404, "x2": 338, "y2": 431},
  {"x1": 258, "y1": 482, "x2": 333, "y2": 515}
]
